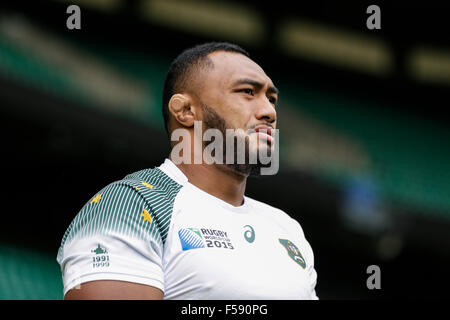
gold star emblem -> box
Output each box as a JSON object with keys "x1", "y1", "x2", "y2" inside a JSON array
[
  {"x1": 90, "y1": 193, "x2": 102, "y2": 204},
  {"x1": 141, "y1": 181, "x2": 154, "y2": 189},
  {"x1": 141, "y1": 209, "x2": 152, "y2": 224}
]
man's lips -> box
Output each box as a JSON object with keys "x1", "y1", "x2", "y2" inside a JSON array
[{"x1": 252, "y1": 125, "x2": 274, "y2": 144}]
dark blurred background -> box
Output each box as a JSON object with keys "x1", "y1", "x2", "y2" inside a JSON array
[{"x1": 0, "y1": 0, "x2": 449, "y2": 299}]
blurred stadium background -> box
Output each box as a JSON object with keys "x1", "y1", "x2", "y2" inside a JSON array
[{"x1": 0, "y1": 0, "x2": 449, "y2": 299}]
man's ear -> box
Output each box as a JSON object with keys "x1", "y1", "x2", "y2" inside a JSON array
[{"x1": 168, "y1": 93, "x2": 197, "y2": 128}]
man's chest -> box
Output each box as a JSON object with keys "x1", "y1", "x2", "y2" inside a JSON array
[{"x1": 161, "y1": 204, "x2": 313, "y2": 299}]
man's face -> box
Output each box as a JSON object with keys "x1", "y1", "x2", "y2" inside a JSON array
[{"x1": 198, "y1": 51, "x2": 278, "y2": 172}]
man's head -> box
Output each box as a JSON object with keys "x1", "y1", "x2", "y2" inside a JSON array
[{"x1": 162, "y1": 42, "x2": 278, "y2": 176}]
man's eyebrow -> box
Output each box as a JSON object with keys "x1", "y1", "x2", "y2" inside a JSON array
[
  {"x1": 232, "y1": 78, "x2": 279, "y2": 95},
  {"x1": 267, "y1": 86, "x2": 279, "y2": 95}
]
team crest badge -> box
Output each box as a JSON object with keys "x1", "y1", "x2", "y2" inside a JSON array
[{"x1": 279, "y1": 239, "x2": 306, "y2": 269}]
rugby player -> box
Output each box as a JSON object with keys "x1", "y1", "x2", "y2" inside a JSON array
[{"x1": 57, "y1": 42, "x2": 318, "y2": 300}]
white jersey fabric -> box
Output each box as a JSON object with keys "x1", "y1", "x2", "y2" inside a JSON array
[{"x1": 57, "y1": 159, "x2": 318, "y2": 299}]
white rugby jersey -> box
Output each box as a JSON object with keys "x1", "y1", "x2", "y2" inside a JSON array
[{"x1": 57, "y1": 159, "x2": 318, "y2": 299}]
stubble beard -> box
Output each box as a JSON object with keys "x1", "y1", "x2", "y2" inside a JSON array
[{"x1": 201, "y1": 103, "x2": 272, "y2": 177}]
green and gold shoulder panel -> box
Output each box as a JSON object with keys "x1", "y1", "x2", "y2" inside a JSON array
[{"x1": 59, "y1": 168, "x2": 182, "y2": 252}]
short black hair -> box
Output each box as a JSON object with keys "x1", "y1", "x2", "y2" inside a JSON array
[{"x1": 162, "y1": 42, "x2": 250, "y2": 136}]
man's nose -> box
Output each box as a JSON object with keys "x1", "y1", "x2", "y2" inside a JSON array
[{"x1": 255, "y1": 98, "x2": 276, "y2": 124}]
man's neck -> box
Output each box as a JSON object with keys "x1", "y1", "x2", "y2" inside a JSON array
[{"x1": 174, "y1": 161, "x2": 247, "y2": 207}]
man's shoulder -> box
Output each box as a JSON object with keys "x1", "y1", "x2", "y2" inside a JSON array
[
  {"x1": 96, "y1": 166, "x2": 184, "y2": 202},
  {"x1": 76, "y1": 166, "x2": 182, "y2": 209},
  {"x1": 245, "y1": 196, "x2": 307, "y2": 241},
  {"x1": 58, "y1": 166, "x2": 183, "y2": 251},
  {"x1": 245, "y1": 196, "x2": 298, "y2": 226},
  {"x1": 95, "y1": 166, "x2": 184, "y2": 220},
  {"x1": 121, "y1": 166, "x2": 182, "y2": 190}
]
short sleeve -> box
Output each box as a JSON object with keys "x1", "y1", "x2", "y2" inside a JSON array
[{"x1": 56, "y1": 182, "x2": 165, "y2": 296}]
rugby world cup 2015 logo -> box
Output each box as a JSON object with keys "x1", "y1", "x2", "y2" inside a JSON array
[{"x1": 178, "y1": 228, "x2": 205, "y2": 251}]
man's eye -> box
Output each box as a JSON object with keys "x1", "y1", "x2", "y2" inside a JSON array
[
  {"x1": 269, "y1": 97, "x2": 277, "y2": 104},
  {"x1": 241, "y1": 88, "x2": 254, "y2": 95}
]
